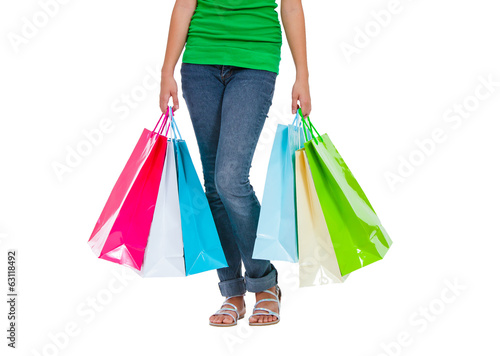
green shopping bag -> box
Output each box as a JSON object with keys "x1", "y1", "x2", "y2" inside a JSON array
[{"x1": 299, "y1": 108, "x2": 392, "y2": 276}]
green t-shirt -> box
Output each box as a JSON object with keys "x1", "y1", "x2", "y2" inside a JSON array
[{"x1": 182, "y1": 0, "x2": 282, "y2": 74}]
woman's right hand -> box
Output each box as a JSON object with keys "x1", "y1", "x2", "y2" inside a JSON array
[{"x1": 159, "y1": 73, "x2": 180, "y2": 113}]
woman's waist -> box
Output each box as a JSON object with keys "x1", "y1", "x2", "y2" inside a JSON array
[{"x1": 186, "y1": 28, "x2": 282, "y2": 45}]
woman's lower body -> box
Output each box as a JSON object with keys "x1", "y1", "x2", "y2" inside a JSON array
[{"x1": 180, "y1": 62, "x2": 279, "y2": 298}]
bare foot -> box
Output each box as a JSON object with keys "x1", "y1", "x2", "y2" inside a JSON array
[
  {"x1": 209, "y1": 296, "x2": 246, "y2": 325},
  {"x1": 248, "y1": 285, "x2": 280, "y2": 324}
]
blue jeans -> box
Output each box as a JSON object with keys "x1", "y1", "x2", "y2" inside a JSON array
[{"x1": 180, "y1": 63, "x2": 278, "y2": 297}]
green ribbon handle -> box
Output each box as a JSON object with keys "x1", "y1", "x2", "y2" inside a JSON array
[{"x1": 298, "y1": 107, "x2": 323, "y2": 145}]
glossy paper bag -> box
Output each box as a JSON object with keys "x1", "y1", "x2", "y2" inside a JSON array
[
  {"x1": 253, "y1": 113, "x2": 305, "y2": 262},
  {"x1": 171, "y1": 117, "x2": 228, "y2": 275},
  {"x1": 295, "y1": 147, "x2": 348, "y2": 286},
  {"x1": 88, "y1": 113, "x2": 169, "y2": 271},
  {"x1": 137, "y1": 108, "x2": 186, "y2": 277},
  {"x1": 301, "y1": 110, "x2": 393, "y2": 276}
]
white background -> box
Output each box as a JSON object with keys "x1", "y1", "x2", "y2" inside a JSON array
[{"x1": 1, "y1": 0, "x2": 499, "y2": 355}]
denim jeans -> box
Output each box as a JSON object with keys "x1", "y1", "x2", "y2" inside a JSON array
[{"x1": 180, "y1": 63, "x2": 278, "y2": 297}]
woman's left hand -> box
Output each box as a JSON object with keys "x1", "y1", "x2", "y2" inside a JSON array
[{"x1": 291, "y1": 77, "x2": 311, "y2": 119}]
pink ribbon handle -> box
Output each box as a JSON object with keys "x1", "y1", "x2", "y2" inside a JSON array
[{"x1": 150, "y1": 106, "x2": 173, "y2": 138}]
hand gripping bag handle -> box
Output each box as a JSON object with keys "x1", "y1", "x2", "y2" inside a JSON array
[
  {"x1": 166, "y1": 107, "x2": 177, "y2": 140},
  {"x1": 299, "y1": 107, "x2": 323, "y2": 145},
  {"x1": 293, "y1": 110, "x2": 312, "y2": 141}
]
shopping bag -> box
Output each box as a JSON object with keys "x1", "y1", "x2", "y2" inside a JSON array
[
  {"x1": 253, "y1": 112, "x2": 306, "y2": 262},
  {"x1": 295, "y1": 147, "x2": 349, "y2": 287},
  {"x1": 300, "y1": 109, "x2": 393, "y2": 276},
  {"x1": 136, "y1": 107, "x2": 186, "y2": 277},
  {"x1": 88, "y1": 112, "x2": 170, "y2": 271},
  {"x1": 170, "y1": 117, "x2": 228, "y2": 275}
]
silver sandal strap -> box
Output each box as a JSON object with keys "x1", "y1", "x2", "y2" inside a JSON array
[
  {"x1": 218, "y1": 306, "x2": 239, "y2": 319},
  {"x1": 221, "y1": 302, "x2": 238, "y2": 312},
  {"x1": 212, "y1": 311, "x2": 236, "y2": 323},
  {"x1": 252, "y1": 307, "x2": 279, "y2": 316},
  {"x1": 250, "y1": 308, "x2": 280, "y2": 320},
  {"x1": 250, "y1": 285, "x2": 281, "y2": 322},
  {"x1": 251, "y1": 312, "x2": 280, "y2": 320},
  {"x1": 211, "y1": 294, "x2": 246, "y2": 325},
  {"x1": 224, "y1": 294, "x2": 246, "y2": 301},
  {"x1": 258, "y1": 289, "x2": 278, "y2": 299},
  {"x1": 254, "y1": 298, "x2": 279, "y2": 306},
  {"x1": 253, "y1": 296, "x2": 281, "y2": 311}
]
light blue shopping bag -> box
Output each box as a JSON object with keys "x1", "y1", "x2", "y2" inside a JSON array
[
  {"x1": 170, "y1": 116, "x2": 228, "y2": 275},
  {"x1": 252, "y1": 113, "x2": 307, "y2": 262}
]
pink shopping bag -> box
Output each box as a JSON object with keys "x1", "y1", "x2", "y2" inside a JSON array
[{"x1": 88, "y1": 112, "x2": 171, "y2": 271}]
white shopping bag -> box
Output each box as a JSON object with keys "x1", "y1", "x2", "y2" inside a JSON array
[
  {"x1": 295, "y1": 148, "x2": 349, "y2": 287},
  {"x1": 137, "y1": 139, "x2": 186, "y2": 277}
]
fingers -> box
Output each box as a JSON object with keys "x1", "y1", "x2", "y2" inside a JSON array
[
  {"x1": 172, "y1": 91, "x2": 180, "y2": 112},
  {"x1": 292, "y1": 86, "x2": 312, "y2": 118},
  {"x1": 159, "y1": 94, "x2": 170, "y2": 113},
  {"x1": 159, "y1": 91, "x2": 180, "y2": 113},
  {"x1": 299, "y1": 99, "x2": 311, "y2": 119},
  {"x1": 293, "y1": 97, "x2": 311, "y2": 119},
  {"x1": 291, "y1": 92, "x2": 299, "y2": 114}
]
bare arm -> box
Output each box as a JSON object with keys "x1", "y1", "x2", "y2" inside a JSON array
[
  {"x1": 281, "y1": 0, "x2": 311, "y2": 118},
  {"x1": 159, "y1": 0, "x2": 197, "y2": 113}
]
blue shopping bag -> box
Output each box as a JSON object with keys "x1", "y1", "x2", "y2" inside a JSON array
[
  {"x1": 170, "y1": 116, "x2": 228, "y2": 275},
  {"x1": 252, "y1": 113, "x2": 306, "y2": 262}
]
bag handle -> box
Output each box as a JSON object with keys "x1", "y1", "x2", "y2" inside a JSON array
[
  {"x1": 158, "y1": 109, "x2": 171, "y2": 136},
  {"x1": 151, "y1": 111, "x2": 166, "y2": 135},
  {"x1": 163, "y1": 107, "x2": 176, "y2": 140},
  {"x1": 299, "y1": 107, "x2": 322, "y2": 145},
  {"x1": 292, "y1": 111, "x2": 300, "y2": 127},
  {"x1": 170, "y1": 111, "x2": 183, "y2": 140},
  {"x1": 150, "y1": 108, "x2": 172, "y2": 138},
  {"x1": 291, "y1": 110, "x2": 313, "y2": 143},
  {"x1": 294, "y1": 110, "x2": 313, "y2": 141}
]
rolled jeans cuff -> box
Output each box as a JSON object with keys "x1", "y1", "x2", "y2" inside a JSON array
[
  {"x1": 244, "y1": 266, "x2": 278, "y2": 293},
  {"x1": 218, "y1": 277, "x2": 246, "y2": 297}
]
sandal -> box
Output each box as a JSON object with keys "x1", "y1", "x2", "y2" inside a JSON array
[
  {"x1": 249, "y1": 285, "x2": 281, "y2": 326},
  {"x1": 209, "y1": 294, "x2": 246, "y2": 327}
]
